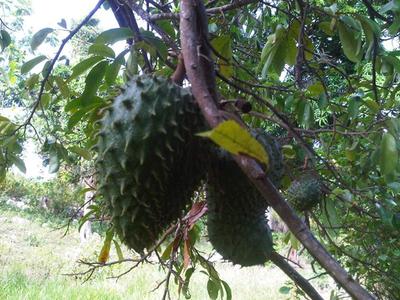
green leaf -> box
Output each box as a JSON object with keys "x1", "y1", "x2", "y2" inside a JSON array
[
  {"x1": 125, "y1": 47, "x2": 138, "y2": 77},
  {"x1": 307, "y1": 82, "x2": 324, "y2": 96},
  {"x1": 98, "y1": 229, "x2": 114, "y2": 263},
  {"x1": 380, "y1": 132, "x2": 398, "y2": 176},
  {"x1": 105, "y1": 60, "x2": 122, "y2": 86},
  {"x1": 25, "y1": 73, "x2": 40, "y2": 90},
  {"x1": 12, "y1": 156, "x2": 26, "y2": 173},
  {"x1": 88, "y1": 44, "x2": 116, "y2": 58},
  {"x1": 348, "y1": 96, "x2": 361, "y2": 119},
  {"x1": 375, "y1": 202, "x2": 393, "y2": 226},
  {"x1": 95, "y1": 28, "x2": 133, "y2": 45},
  {"x1": 31, "y1": 28, "x2": 54, "y2": 51},
  {"x1": 197, "y1": 120, "x2": 269, "y2": 165},
  {"x1": 21, "y1": 55, "x2": 47, "y2": 74},
  {"x1": 337, "y1": 18, "x2": 362, "y2": 63},
  {"x1": 68, "y1": 146, "x2": 92, "y2": 160},
  {"x1": 324, "y1": 199, "x2": 339, "y2": 229},
  {"x1": 155, "y1": 20, "x2": 176, "y2": 38},
  {"x1": 181, "y1": 268, "x2": 195, "y2": 299},
  {"x1": 81, "y1": 61, "x2": 108, "y2": 105},
  {"x1": 211, "y1": 35, "x2": 233, "y2": 78},
  {"x1": 364, "y1": 99, "x2": 380, "y2": 113},
  {"x1": 140, "y1": 30, "x2": 168, "y2": 60},
  {"x1": 48, "y1": 150, "x2": 60, "y2": 173},
  {"x1": 0, "y1": 30, "x2": 12, "y2": 51},
  {"x1": 113, "y1": 239, "x2": 124, "y2": 261},
  {"x1": 78, "y1": 210, "x2": 96, "y2": 231},
  {"x1": 279, "y1": 286, "x2": 291, "y2": 294},
  {"x1": 54, "y1": 76, "x2": 70, "y2": 98},
  {"x1": 290, "y1": 232, "x2": 300, "y2": 250},
  {"x1": 40, "y1": 93, "x2": 51, "y2": 108},
  {"x1": 221, "y1": 280, "x2": 232, "y2": 300},
  {"x1": 285, "y1": 38, "x2": 297, "y2": 65},
  {"x1": 161, "y1": 241, "x2": 174, "y2": 261},
  {"x1": 68, "y1": 109, "x2": 88, "y2": 130},
  {"x1": 69, "y1": 56, "x2": 104, "y2": 81},
  {"x1": 207, "y1": 279, "x2": 219, "y2": 300}
]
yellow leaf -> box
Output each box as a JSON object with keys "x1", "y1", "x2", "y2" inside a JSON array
[
  {"x1": 98, "y1": 229, "x2": 114, "y2": 264},
  {"x1": 197, "y1": 120, "x2": 269, "y2": 165}
]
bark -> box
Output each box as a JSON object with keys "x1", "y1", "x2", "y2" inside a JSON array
[{"x1": 179, "y1": 0, "x2": 375, "y2": 299}]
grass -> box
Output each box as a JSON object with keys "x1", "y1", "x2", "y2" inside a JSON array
[{"x1": 0, "y1": 200, "x2": 334, "y2": 299}]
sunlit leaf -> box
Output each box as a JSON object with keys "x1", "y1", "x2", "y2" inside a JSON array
[
  {"x1": 113, "y1": 239, "x2": 124, "y2": 261},
  {"x1": 221, "y1": 280, "x2": 232, "y2": 300},
  {"x1": 21, "y1": 55, "x2": 47, "y2": 74},
  {"x1": 380, "y1": 132, "x2": 398, "y2": 176},
  {"x1": 211, "y1": 35, "x2": 233, "y2": 78},
  {"x1": 197, "y1": 120, "x2": 269, "y2": 165},
  {"x1": 105, "y1": 60, "x2": 122, "y2": 86},
  {"x1": 98, "y1": 229, "x2": 114, "y2": 264},
  {"x1": 12, "y1": 156, "x2": 26, "y2": 173},
  {"x1": 337, "y1": 18, "x2": 362, "y2": 63},
  {"x1": 88, "y1": 44, "x2": 115, "y2": 58},
  {"x1": 207, "y1": 279, "x2": 219, "y2": 300},
  {"x1": 68, "y1": 146, "x2": 92, "y2": 160},
  {"x1": 95, "y1": 27, "x2": 133, "y2": 45},
  {"x1": 48, "y1": 150, "x2": 60, "y2": 173},
  {"x1": 68, "y1": 56, "x2": 104, "y2": 81},
  {"x1": 31, "y1": 28, "x2": 54, "y2": 51},
  {"x1": 0, "y1": 30, "x2": 12, "y2": 51},
  {"x1": 54, "y1": 76, "x2": 70, "y2": 98}
]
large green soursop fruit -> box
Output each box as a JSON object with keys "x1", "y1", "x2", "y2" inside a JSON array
[
  {"x1": 287, "y1": 175, "x2": 323, "y2": 212},
  {"x1": 206, "y1": 130, "x2": 283, "y2": 266},
  {"x1": 95, "y1": 75, "x2": 205, "y2": 253}
]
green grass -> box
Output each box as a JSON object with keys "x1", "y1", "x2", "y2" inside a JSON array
[{"x1": 0, "y1": 200, "x2": 333, "y2": 299}]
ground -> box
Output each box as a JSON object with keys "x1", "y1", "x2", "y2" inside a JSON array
[{"x1": 0, "y1": 200, "x2": 333, "y2": 300}]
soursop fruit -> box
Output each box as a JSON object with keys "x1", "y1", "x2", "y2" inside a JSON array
[
  {"x1": 287, "y1": 174, "x2": 323, "y2": 212},
  {"x1": 95, "y1": 74, "x2": 205, "y2": 253},
  {"x1": 206, "y1": 130, "x2": 282, "y2": 266}
]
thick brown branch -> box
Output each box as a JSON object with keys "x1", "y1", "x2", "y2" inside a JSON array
[{"x1": 179, "y1": 0, "x2": 375, "y2": 299}]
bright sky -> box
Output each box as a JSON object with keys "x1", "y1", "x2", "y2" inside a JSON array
[
  {"x1": 26, "y1": 0, "x2": 118, "y2": 31},
  {"x1": 10, "y1": 0, "x2": 119, "y2": 179}
]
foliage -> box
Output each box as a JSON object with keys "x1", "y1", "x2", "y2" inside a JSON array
[{"x1": 0, "y1": 172, "x2": 82, "y2": 216}]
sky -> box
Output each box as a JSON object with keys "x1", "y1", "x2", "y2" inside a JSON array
[{"x1": 26, "y1": 0, "x2": 118, "y2": 31}]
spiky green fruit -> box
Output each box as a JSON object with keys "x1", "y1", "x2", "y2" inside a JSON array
[
  {"x1": 95, "y1": 75, "x2": 205, "y2": 253},
  {"x1": 287, "y1": 175, "x2": 323, "y2": 212},
  {"x1": 206, "y1": 130, "x2": 282, "y2": 266}
]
